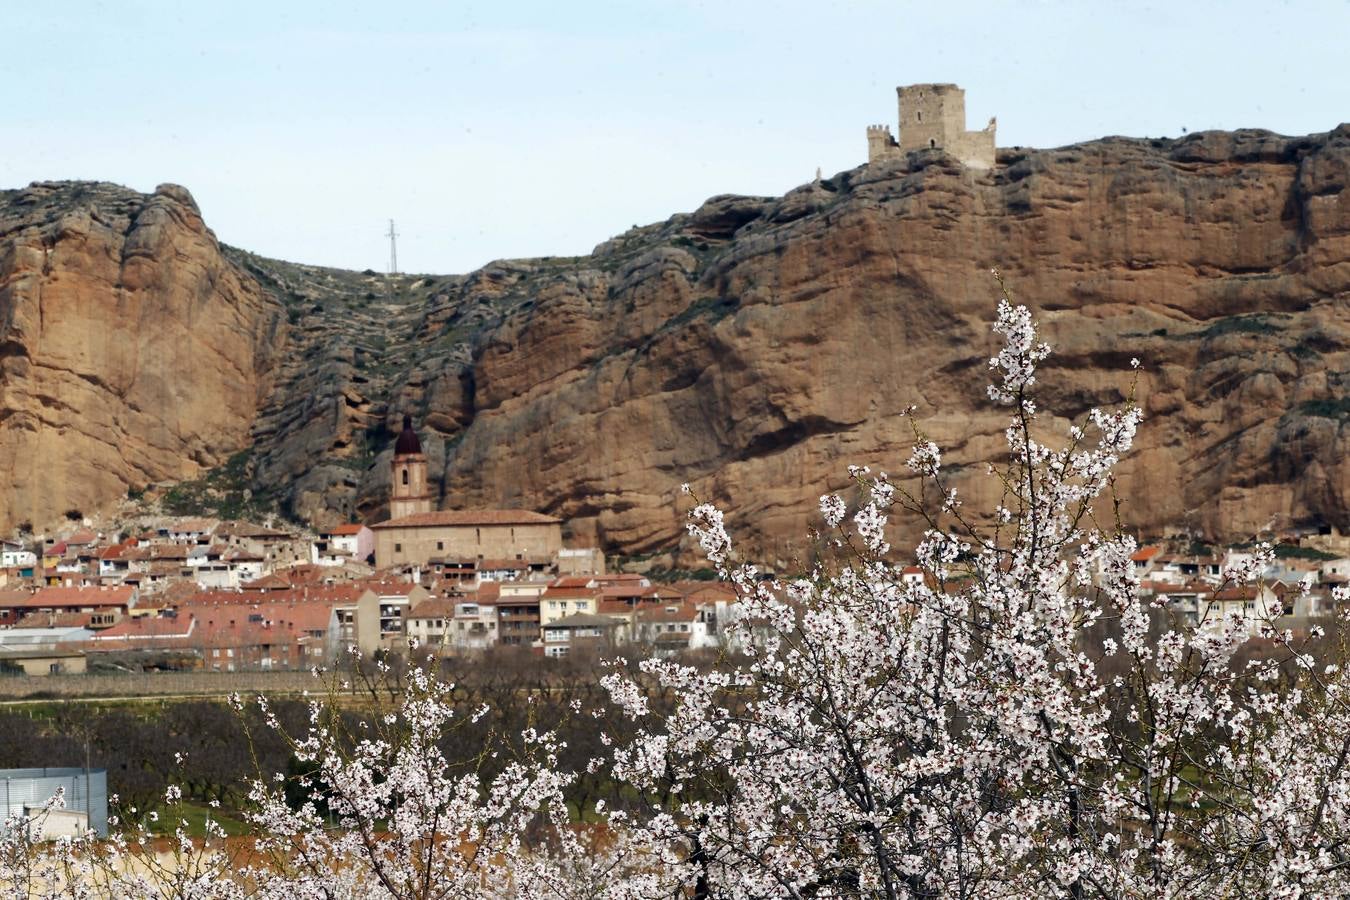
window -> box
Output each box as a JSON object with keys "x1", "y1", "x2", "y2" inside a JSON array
[
  {"x1": 401, "y1": 469, "x2": 409, "y2": 485},
  {"x1": 476, "y1": 528, "x2": 481, "y2": 545},
  {"x1": 394, "y1": 543, "x2": 402, "y2": 553},
  {"x1": 929, "y1": 139, "x2": 936, "y2": 148},
  {"x1": 436, "y1": 541, "x2": 443, "y2": 551},
  {"x1": 916, "y1": 111, "x2": 922, "y2": 122}
]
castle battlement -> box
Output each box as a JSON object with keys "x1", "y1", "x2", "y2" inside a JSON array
[{"x1": 866, "y1": 83, "x2": 995, "y2": 170}]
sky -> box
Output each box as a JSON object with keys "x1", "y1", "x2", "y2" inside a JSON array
[{"x1": 4, "y1": 0, "x2": 1348, "y2": 274}]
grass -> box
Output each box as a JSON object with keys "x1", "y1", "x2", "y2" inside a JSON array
[{"x1": 149, "y1": 801, "x2": 251, "y2": 838}]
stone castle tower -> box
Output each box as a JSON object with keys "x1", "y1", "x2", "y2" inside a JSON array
[
  {"x1": 389, "y1": 415, "x2": 433, "y2": 520},
  {"x1": 866, "y1": 83, "x2": 996, "y2": 170}
]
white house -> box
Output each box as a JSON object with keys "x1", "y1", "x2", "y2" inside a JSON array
[
  {"x1": 1320, "y1": 557, "x2": 1350, "y2": 582},
  {"x1": 166, "y1": 519, "x2": 219, "y2": 544},
  {"x1": 312, "y1": 525, "x2": 374, "y2": 567},
  {"x1": 1198, "y1": 584, "x2": 1282, "y2": 637},
  {"x1": 541, "y1": 612, "x2": 623, "y2": 658},
  {"x1": 228, "y1": 550, "x2": 265, "y2": 585},
  {"x1": 631, "y1": 602, "x2": 717, "y2": 655},
  {"x1": 1, "y1": 541, "x2": 36, "y2": 569}
]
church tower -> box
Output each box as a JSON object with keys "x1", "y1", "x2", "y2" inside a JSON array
[{"x1": 389, "y1": 415, "x2": 433, "y2": 520}]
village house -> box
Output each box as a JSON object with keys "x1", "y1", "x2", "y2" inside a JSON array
[
  {"x1": 164, "y1": 518, "x2": 218, "y2": 544},
  {"x1": 449, "y1": 593, "x2": 499, "y2": 651},
  {"x1": 0, "y1": 585, "x2": 137, "y2": 628},
  {"x1": 495, "y1": 580, "x2": 549, "y2": 647},
  {"x1": 1131, "y1": 546, "x2": 1162, "y2": 574},
  {"x1": 556, "y1": 546, "x2": 606, "y2": 576},
  {"x1": 1198, "y1": 584, "x2": 1282, "y2": 636},
  {"x1": 1, "y1": 540, "x2": 36, "y2": 569},
  {"x1": 312, "y1": 524, "x2": 374, "y2": 567},
  {"x1": 341, "y1": 581, "x2": 429, "y2": 655},
  {"x1": 541, "y1": 613, "x2": 623, "y2": 658},
  {"x1": 403, "y1": 597, "x2": 459, "y2": 653},
  {"x1": 405, "y1": 593, "x2": 498, "y2": 655},
  {"x1": 539, "y1": 578, "x2": 604, "y2": 628},
  {"x1": 1320, "y1": 556, "x2": 1350, "y2": 582},
  {"x1": 0, "y1": 648, "x2": 86, "y2": 676},
  {"x1": 187, "y1": 602, "x2": 338, "y2": 671},
  {"x1": 632, "y1": 601, "x2": 718, "y2": 656},
  {"x1": 97, "y1": 542, "x2": 133, "y2": 582},
  {"x1": 41, "y1": 542, "x2": 66, "y2": 572}
]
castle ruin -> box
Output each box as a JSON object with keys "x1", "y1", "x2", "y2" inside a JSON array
[{"x1": 866, "y1": 84, "x2": 996, "y2": 170}]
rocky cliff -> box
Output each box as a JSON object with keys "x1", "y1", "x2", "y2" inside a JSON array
[
  {"x1": 3, "y1": 126, "x2": 1348, "y2": 559},
  {"x1": 0, "y1": 182, "x2": 285, "y2": 535}
]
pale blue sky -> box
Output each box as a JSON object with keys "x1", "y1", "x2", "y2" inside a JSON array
[{"x1": 4, "y1": 1, "x2": 1347, "y2": 273}]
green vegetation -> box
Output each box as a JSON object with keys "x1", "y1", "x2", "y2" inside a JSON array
[
  {"x1": 161, "y1": 449, "x2": 281, "y2": 520},
  {"x1": 656, "y1": 294, "x2": 738, "y2": 336},
  {"x1": 149, "y1": 801, "x2": 250, "y2": 838},
  {"x1": 1274, "y1": 543, "x2": 1339, "y2": 561},
  {"x1": 1298, "y1": 397, "x2": 1350, "y2": 421},
  {"x1": 1168, "y1": 313, "x2": 1284, "y2": 341},
  {"x1": 646, "y1": 566, "x2": 721, "y2": 582}
]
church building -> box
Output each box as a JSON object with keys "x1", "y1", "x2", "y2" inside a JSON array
[{"x1": 371, "y1": 417, "x2": 563, "y2": 568}]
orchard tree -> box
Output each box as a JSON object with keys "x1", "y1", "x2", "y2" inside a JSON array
[{"x1": 599, "y1": 280, "x2": 1350, "y2": 898}]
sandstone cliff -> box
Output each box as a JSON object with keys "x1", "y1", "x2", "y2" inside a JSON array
[
  {"x1": 3, "y1": 126, "x2": 1348, "y2": 560},
  {"x1": 0, "y1": 182, "x2": 285, "y2": 534}
]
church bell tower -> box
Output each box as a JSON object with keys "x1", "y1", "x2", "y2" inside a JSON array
[{"x1": 390, "y1": 415, "x2": 433, "y2": 520}]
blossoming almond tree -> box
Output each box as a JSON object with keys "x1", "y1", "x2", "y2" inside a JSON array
[{"x1": 600, "y1": 281, "x2": 1350, "y2": 898}]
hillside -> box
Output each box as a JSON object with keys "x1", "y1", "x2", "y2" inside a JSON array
[{"x1": 1, "y1": 126, "x2": 1348, "y2": 561}]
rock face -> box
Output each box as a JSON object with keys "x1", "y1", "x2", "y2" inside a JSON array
[
  {"x1": 412, "y1": 128, "x2": 1350, "y2": 560},
  {"x1": 0, "y1": 182, "x2": 285, "y2": 534},
  {"x1": 2, "y1": 126, "x2": 1348, "y2": 560}
]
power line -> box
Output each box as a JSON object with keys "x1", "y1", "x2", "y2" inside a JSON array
[{"x1": 385, "y1": 219, "x2": 399, "y2": 276}]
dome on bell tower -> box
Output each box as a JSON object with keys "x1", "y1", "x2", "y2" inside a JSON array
[{"x1": 394, "y1": 415, "x2": 422, "y2": 456}]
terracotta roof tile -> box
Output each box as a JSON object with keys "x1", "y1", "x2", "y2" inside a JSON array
[{"x1": 16, "y1": 586, "x2": 135, "y2": 609}]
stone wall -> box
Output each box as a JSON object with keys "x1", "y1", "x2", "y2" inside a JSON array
[
  {"x1": 0, "y1": 669, "x2": 318, "y2": 698},
  {"x1": 866, "y1": 83, "x2": 996, "y2": 169},
  {"x1": 374, "y1": 521, "x2": 563, "y2": 568},
  {"x1": 946, "y1": 126, "x2": 997, "y2": 170},
  {"x1": 897, "y1": 83, "x2": 964, "y2": 153},
  {"x1": 390, "y1": 453, "x2": 432, "y2": 519}
]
